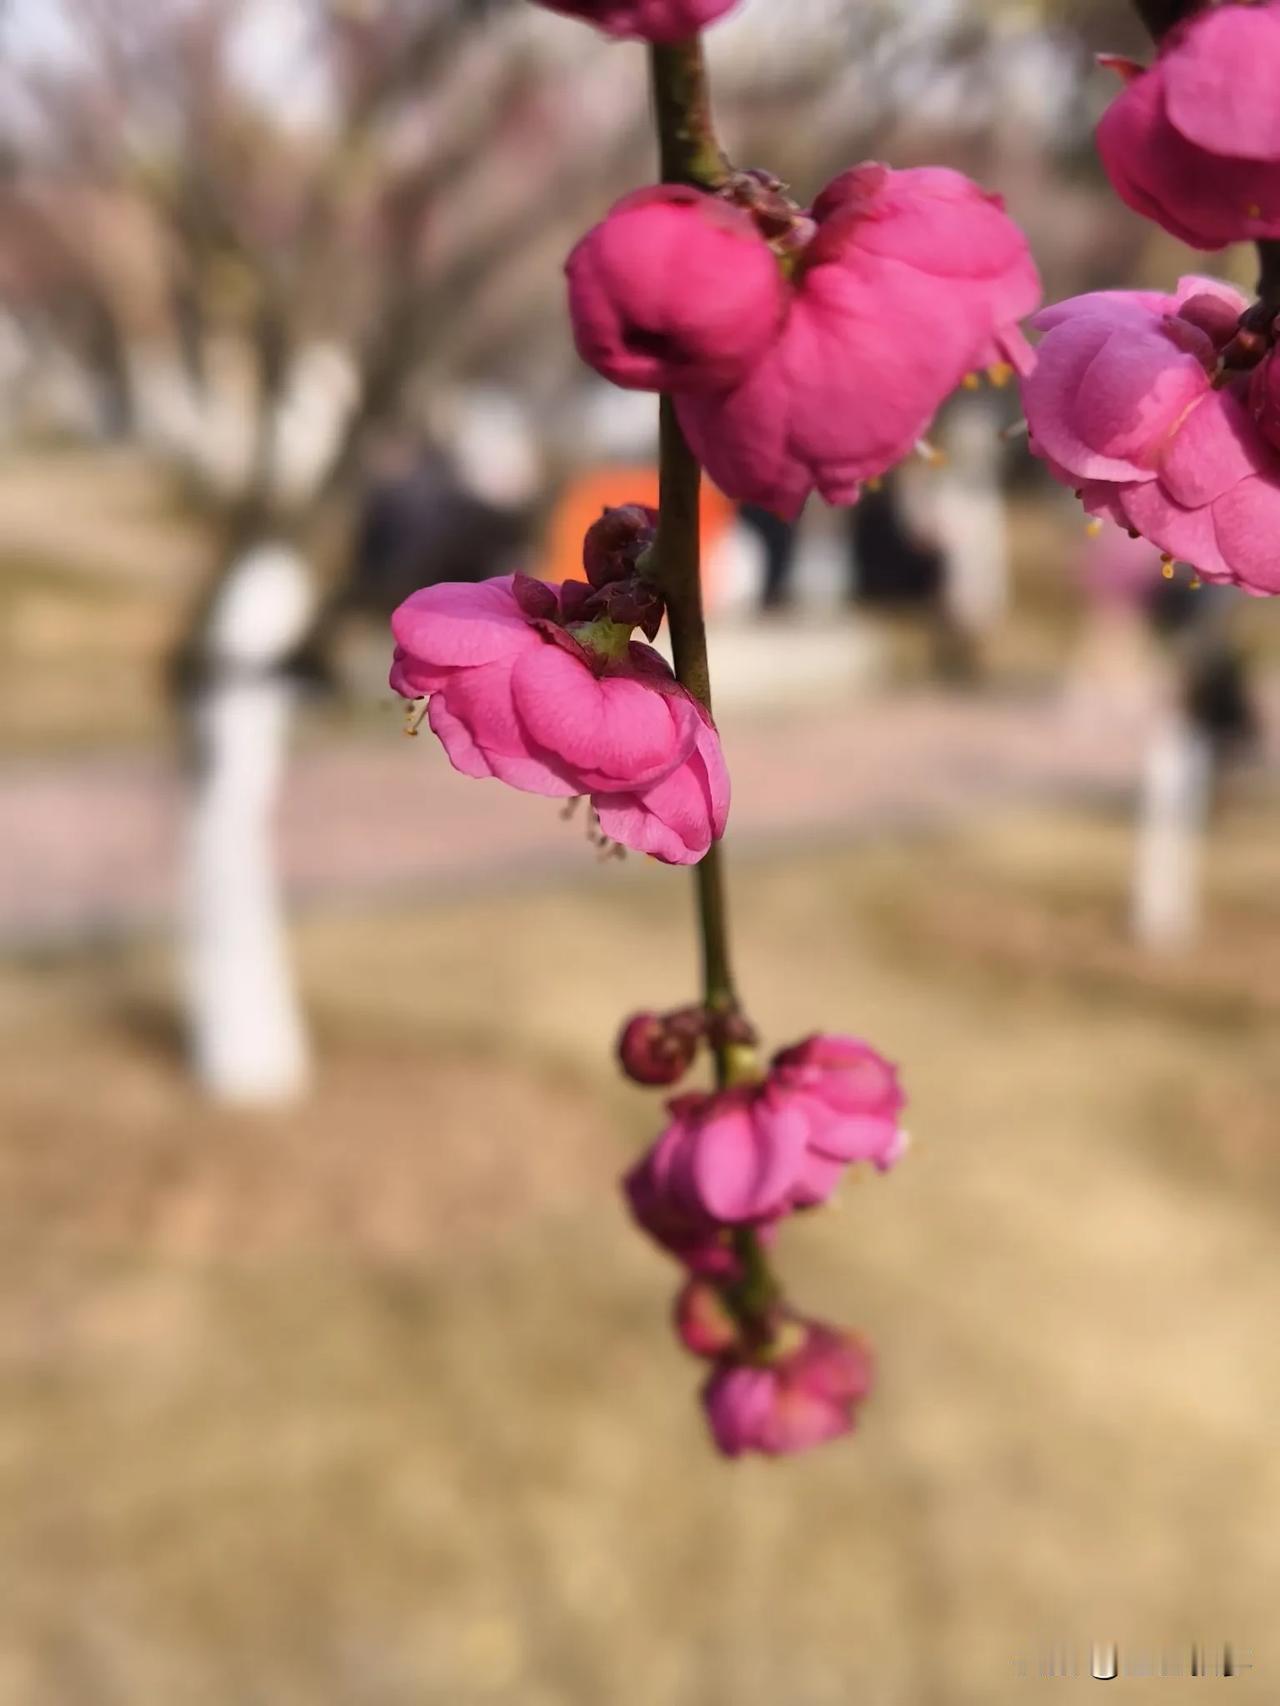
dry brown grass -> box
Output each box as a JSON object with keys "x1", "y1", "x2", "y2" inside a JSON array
[{"x1": 2, "y1": 805, "x2": 1279, "y2": 1704}]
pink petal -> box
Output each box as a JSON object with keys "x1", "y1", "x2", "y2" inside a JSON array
[
  {"x1": 510, "y1": 645, "x2": 698, "y2": 791},
  {"x1": 1074, "y1": 324, "x2": 1210, "y2": 463},
  {"x1": 689, "y1": 1098, "x2": 806, "y2": 1222},
  {"x1": 1118, "y1": 482, "x2": 1234, "y2": 583},
  {"x1": 593, "y1": 723, "x2": 729, "y2": 865},
  {"x1": 1210, "y1": 473, "x2": 1280, "y2": 593},
  {"x1": 1023, "y1": 317, "x2": 1158, "y2": 483},
  {"x1": 1158, "y1": 388, "x2": 1269, "y2": 507},
  {"x1": 426, "y1": 694, "x2": 497, "y2": 781},
  {"x1": 1163, "y1": 4, "x2": 1280, "y2": 161},
  {"x1": 390, "y1": 577, "x2": 536, "y2": 675},
  {"x1": 434, "y1": 665, "x2": 579, "y2": 796}
]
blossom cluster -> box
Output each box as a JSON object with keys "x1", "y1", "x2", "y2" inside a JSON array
[
  {"x1": 392, "y1": 0, "x2": 1035, "y2": 1458},
  {"x1": 1021, "y1": 0, "x2": 1280, "y2": 593},
  {"x1": 568, "y1": 167, "x2": 1040, "y2": 518},
  {"x1": 621, "y1": 1022, "x2": 905, "y2": 1456}
]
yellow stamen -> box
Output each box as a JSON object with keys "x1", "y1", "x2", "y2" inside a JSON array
[
  {"x1": 402, "y1": 699, "x2": 429, "y2": 737},
  {"x1": 1085, "y1": 517, "x2": 1103, "y2": 537},
  {"x1": 1189, "y1": 575, "x2": 1202, "y2": 590},
  {"x1": 866, "y1": 476, "x2": 883, "y2": 492},
  {"x1": 1160, "y1": 555, "x2": 1175, "y2": 579},
  {"x1": 986, "y1": 362, "x2": 1014, "y2": 389},
  {"x1": 962, "y1": 372, "x2": 981, "y2": 390},
  {"x1": 915, "y1": 438, "x2": 945, "y2": 466}
]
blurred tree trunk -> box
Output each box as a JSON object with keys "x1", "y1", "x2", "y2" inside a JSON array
[{"x1": 179, "y1": 538, "x2": 317, "y2": 1103}]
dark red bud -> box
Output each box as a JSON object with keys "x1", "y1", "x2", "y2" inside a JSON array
[
  {"x1": 583, "y1": 505, "x2": 659, "y2": 590},
  {"x1": 512, "y1": 573, "x2": 560, "y2": 620},
  {"x1": 618, "y1": 1011, "x2": 699, "y2": 1087}
]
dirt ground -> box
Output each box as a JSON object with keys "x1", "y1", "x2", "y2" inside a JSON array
[{"x1": 3, "y1": 804, "x2": 1279, "y2": 1706}]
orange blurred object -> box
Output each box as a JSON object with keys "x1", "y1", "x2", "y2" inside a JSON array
[{"x1": 540, "y1": 465, "x2": 735, "y2": 606}]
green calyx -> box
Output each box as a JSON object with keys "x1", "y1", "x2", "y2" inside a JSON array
[{"x1": 567, "y1": 617, "x2": 634, "y2": 662}]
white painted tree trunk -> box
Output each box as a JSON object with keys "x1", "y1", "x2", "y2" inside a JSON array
[
  {"x1": 934, "y1": 398, "x2": 1009, "y2": 640},
  {"x1": 184, "y1": 543, "x2": 316, "y2": 1103},
  {"x1": 1131, "y1": 712, "x2": 1213, "y2": 951}
]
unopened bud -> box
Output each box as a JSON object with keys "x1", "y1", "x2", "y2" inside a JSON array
[
  {"x1": 583, "y1": 505, "x2": 658, "y2": 589},
  {"x1": 674, "y1": 1277, "x2": 742, "y2": 1361},
  {"x1": 618, "y1": 1010, "x2": 699, "y2": 1086}
]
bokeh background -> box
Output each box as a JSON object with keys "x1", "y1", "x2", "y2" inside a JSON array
[{"x1": 1, "y1": 1, "x2": 1278, "y2": 1701}]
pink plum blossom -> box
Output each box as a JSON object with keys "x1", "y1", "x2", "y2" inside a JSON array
[
  {"x1": 702, "y1": 1321, "x2": 874, "y2": 1458},
  {"x1": 390, "y1": 575, "x2": 730, "y2": 861},
  {"x1": 623, "y1": 1133, "x2": 741, "y2": 1275},
  {"x1": 1020, "y1": 277, "x2": 1280, "y2": 596},
  {"x1": 566, "y1": 187, "x2": 787, "y2": 392},
  {"x1": 626, "y1": 1039, "x2": 906, "y2": 1235},
  {"x1": 533, "y1": 0, "x2": 740, "y2": 41},
  {"x1": 675, "y1": 165, "x2": 1040, "y2": 517},
  {"x1": 1096, "y1": 5, "x2": 1280, "y2": 250},
  {"x1": 768, "y1": 1034, "x2": 907, "y2": 1206}
]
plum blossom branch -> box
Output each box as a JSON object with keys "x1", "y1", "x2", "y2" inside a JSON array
[{"x1": 647, "y1": 43, "x2": 743, "y2": 1070}]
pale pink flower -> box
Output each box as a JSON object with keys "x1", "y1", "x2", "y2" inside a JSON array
[
  {"x1": 566, "y1": 187, "x2": 787, "y2": 393},
  {"x1": 1096, "y1": 5, "x2": 1280, "y2": 250},
  {"x1": 390, "y1": 575, "x2": 730, "y2": 861},
  {"x1": 1021, "y1": 278, "x2": 1280, "y2": 596},
  {"x1": 533, "y1": 0, "x2": 739, "y2": 41},
  {"x1": 676, "y1": 165, "x2": 1040, "y2": 517},
  {"x1": 702, "y1": 1321, "x2": 874, "y2": 1458}
]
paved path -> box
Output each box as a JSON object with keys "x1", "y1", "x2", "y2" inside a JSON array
[{"x1": 0, "y1": 682, "x2": 1187, "y2": 949}]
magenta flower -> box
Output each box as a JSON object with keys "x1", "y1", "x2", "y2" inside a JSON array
[
  {"x1": 676, "y1": 165, "x2": 1039, "y2": 518},
  {"x1": 623, "y1": 1132, "x2": 741, "y2": 1275},
  {"x1": 702, "y1": 1321, "x2": 874, "y2": 1458},
  {"x1": 566, "y1": 187, "x2": 787, "y2": 393},
  {"x1": 532, "y1": 0, "x2": 739, "y2": 41},
  {"x1": 1096, "y1": 5, "x2": 1280, "y2": 251},
  {"x1": 626, "y1": 1088, "x2": 802, "y2": 1231},
  {"x1": 627, "y1": 1039, "x2": 906, "y2": 1233},
  {"x1": 1021, "y1": 277, "x2": 1280, "y2": 596},
  {"x1": 390, "y1": 575, "x2": 730, "y2": 861},
  {"x1": 768, "y1": 1033, "x2": 907, "y2": 1206}
]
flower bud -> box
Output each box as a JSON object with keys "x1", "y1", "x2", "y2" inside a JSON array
[
  {"x1": 583, "y1": 505, "x2": 658, "y2": 589},
  {"x1": 566, "y1": 185, "x2": 787, "y2": 394},
  {"x1": 618, "y1": 1010, "x2": 699, "y2": 1087},
  {"x1": 674, "y1": 1277, "x2": 741, "y2": 1360}
]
